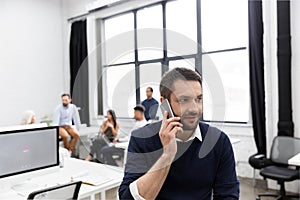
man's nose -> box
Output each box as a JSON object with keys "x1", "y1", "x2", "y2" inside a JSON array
[{"x1": 187, "y1": 100, "x2": 199, "y2": 112}]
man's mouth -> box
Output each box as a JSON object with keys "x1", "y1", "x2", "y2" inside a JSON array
[{"x1": 182, "y1": 115, "x2": 198, "y2": 121}]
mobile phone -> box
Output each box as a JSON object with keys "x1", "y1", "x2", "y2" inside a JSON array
[{"x1": 160, "y1": 99, "x2": 175, "y2": 118}]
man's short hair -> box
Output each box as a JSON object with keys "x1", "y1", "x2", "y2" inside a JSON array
[
  {"x1": 61, "y1": 93, "x2": 71, "y2": 98},
  {"x1": 146, "y1": 87, "x2": 153, "y2": 92},
  {"x1": 134, "y1": 104, "x2": 145, "y2": 113},
  {"x1": 159, "y1": 67, "x2": 202, "y2": 100}
]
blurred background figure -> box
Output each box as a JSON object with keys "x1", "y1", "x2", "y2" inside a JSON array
[
  {"x1": 52, "y1": 93, "x2": 81, "y2": 155},
  {"x1": 20, "y1": 110, "x2": 36, "y2": 125},
  {"x1": 100, "y1": 105, "x2": 148, "y2": 166},
  {"x1": 141, "y1": 87, "x2": 159, "y2": 121},
  {"x1": 85, "y1": 109, "x2": 119, "y2": 162}
]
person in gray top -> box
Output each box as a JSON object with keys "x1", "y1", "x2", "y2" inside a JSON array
[{"x1": 85, "y1": 109, "x2": 119, "y2": 162}]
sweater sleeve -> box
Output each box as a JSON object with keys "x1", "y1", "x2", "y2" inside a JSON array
[
  {"x1": 118, "y1": 134, "x2": 145, "y2": 200},
  {"x1": 118, "y1": 128, "x2": 162, "y2": 200},
  {"x1": 212, "y1": 133, "x2": 240, "y2": 200}
]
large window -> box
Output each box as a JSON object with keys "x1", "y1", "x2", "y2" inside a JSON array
[
  {"x1": 137, "y1": 5, "x2": 163, "y2": 60},
  {"x1": 105, "y1": 65, "x2": 136, "y2": 117},
  {"x1": 101, "y1": 0, "x2": 249, "y2": 122},
  {"x1": 201, "y1": 0, "x2": 249, "y2": 122},
  {"x1": 104, "y1": 12, "x2": 134, "y2": 64},
  {"x1": 166, "y1": 0, "x2": 197, "y2": 55}
]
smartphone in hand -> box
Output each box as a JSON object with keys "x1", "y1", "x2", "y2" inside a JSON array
[{"x1": 160, "y1": 99, "x2": 175, "y2": 119}]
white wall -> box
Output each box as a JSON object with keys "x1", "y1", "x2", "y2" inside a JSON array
[
  {"x1": 62, "y1": 0, "x2": 92, "y2": 19},
  {"x1": 0, "y1": 0, "x2": 65, "y2": 126}
]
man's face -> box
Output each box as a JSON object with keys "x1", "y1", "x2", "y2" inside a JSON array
[
  {"x1": 62, "y1": 96, "x2": 71, "y2": 107},
  {"x1": 169, "y1": 80, "x2": 203, "y2": 131},
  {"x1": 134, "y1": 110, "x2": 143, "y2": 121},
  {"x1": 146, "y1": 89, "x2": 153, "y2": 99}
]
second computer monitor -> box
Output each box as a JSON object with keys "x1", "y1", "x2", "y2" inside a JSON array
[{"x1": 0, "y1": 126, "x2": 59, "y2": 180}]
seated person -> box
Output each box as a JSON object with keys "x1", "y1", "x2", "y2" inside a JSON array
[
  {"x1": 101, "y1": 105, "x2": 148, "y2": 166},
  {"x1": 52, "y1": 94, "x2": 81, "y2": 154},
  {"x1": 20, "y1": 110, "x2": 36, "y2": 125},
  {"x1": 85, "y1": 109, "x2": 119, "y2": 162}
]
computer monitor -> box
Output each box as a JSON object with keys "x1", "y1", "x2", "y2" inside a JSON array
[{"x1": 0, "y1": 126, "x2": 59, "y2": 192}]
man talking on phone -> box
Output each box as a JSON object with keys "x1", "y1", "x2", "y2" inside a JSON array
[{"x1": 119, "y1": 68, "x2": 239, "y2": 199}]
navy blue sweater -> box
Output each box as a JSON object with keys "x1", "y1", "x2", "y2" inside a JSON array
[
  {"x1": 119, "y1": 121, "x2": 239, "y2": 200},
  {"x1": 141, "y1": 98, "x2": 159, "y2": 120}
]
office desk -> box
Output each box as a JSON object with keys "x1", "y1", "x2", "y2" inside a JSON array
[
  {"x1": 288, "y1": 153, "x2": 300, "y2": 166},
  {"x1": 0, "y1": 158, "x2": 124, "y2": 200}
]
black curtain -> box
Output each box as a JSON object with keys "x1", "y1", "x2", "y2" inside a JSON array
[
  {"x1": 277, "y1": 0, "x2": 294, "y2": 137},
  {"x1": 70, "y1": 20, "x2": 90, "y2": 126},
  {"x1": 248, "y1": 0, "x2": 266, "y2": 155}
]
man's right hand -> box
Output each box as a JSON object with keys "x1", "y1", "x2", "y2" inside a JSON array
[
  {"x1": 159, "y1": 111, "x2": 183, "y2": 162},
  {"x1": 134, "y1": 111, "x2": 183, "y2": 199}
]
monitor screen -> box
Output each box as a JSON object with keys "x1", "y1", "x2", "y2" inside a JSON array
[{"x1": 0, "y1": 127, "x2": 59, "y2": 178}]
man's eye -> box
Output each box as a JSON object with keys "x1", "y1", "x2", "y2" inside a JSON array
[
  {"x1": 194, "y1": 98, "x2": 202, "y2": 103},
  {"x1": 179, "y1": 99, "x2": 189, "y2": 103}
]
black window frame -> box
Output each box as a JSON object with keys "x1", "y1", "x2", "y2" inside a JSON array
[{"x1": 100, "y1": 0, "x2": 249, "y2": 124}]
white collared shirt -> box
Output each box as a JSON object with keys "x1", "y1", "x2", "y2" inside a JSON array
[
  {"x1": 129, "y1": 125, "x2": 202, "y2": 200},
  {"x1": 52, "y1": 104, "x2": 81, "y2": 130},
  {"x1": 176, "y1": 125, "x2": 202, "y2": 142}
]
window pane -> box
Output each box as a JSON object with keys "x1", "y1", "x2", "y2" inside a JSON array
[
  {"x1": 166, "y1": 0, "x2": 197, "y2": 56},
  {"x1": 104, "y1": 13, "x2": 134, "y2": 64},
  {"x1": 139, "y1": 63, "x2": 161, "y2": 102},
  {"x1": 104, "y1": 65, "x2": 136, "y2": 117},
  {"x1": 201, "y1": 0, "x2": 248, "y2": 52},
  {"x1": 137, "y1": 5, "x2": 163, "y2": 60},
  {"x1": 169, "y1": 59, "x2": 195, "y2": 71},
  {"x1": 202, "y1": 50, "x2": 249, "y2": 122}
]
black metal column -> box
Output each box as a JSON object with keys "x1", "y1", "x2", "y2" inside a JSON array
[{"x1": 277, "y1": 0, "x2": 294, "y2": 136}]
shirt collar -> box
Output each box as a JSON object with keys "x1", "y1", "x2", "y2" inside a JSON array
[{"x1": 176, "y1": 125, "x2": 202, "y2": 142}]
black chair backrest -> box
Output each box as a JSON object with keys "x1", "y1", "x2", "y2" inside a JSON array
[
  {"x1": 270, "y1": 136, "x2": 300, "y2": 165},
  {"x1": 27, "y1": 181, "x2": 82, "y2": 200}
]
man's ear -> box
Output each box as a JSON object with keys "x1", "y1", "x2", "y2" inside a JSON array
[{"x1": 160, "y1": 97, "x2": 165, "y2": 103}]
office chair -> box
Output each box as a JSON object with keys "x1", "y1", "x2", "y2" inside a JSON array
[
  {"x1": 27, "y1": 181, "x2": 82, "y2": 200},
  {"x1": 248, "y1": 153, "x2": 273, "y2": 186},
  {"x1": 256, "y1": 136, "x2": 300, "y2": 200}
]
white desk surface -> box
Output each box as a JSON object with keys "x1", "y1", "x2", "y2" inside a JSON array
[
  {"x1": 0, "y1": 158, "x2": 124, "y2": 200},
  {"x1": 230, "y1": 138, "x2": 241, "y2": 145},
  {"x1": 115, "y1": 142, "x2": 129, "y2": 149},
  {"x1": 288, "y1": 152, "x2": 300, "y2": 166}
]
